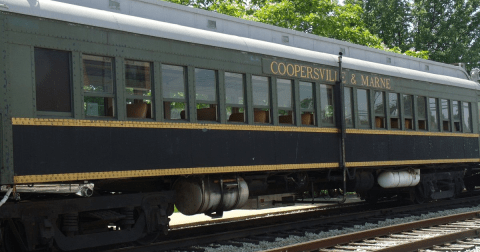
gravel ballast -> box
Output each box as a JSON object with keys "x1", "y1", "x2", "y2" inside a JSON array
[{"x1": 199, "y1": 203, "x2": 480, "y2": 252}]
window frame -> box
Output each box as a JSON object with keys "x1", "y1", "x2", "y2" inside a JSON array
[
  {"x1": 416, "y1": 96, "x2": 427, "y2": 131},
  {"x1": 373, "y1": 91, "x2": 386, "y2": 129},
  {"x1": 428, "y1": 97, "x2": 439, "y2": 132},
  {"x1": 403, "y1": 94, "x2": 414, "y2": 130},
  {"x1": 194, "y1": 68, "x2": 219, "y2": 122},
  {"x1": 34, "y1": 47, "x2": 74, "y2": 117},
  {"x1": 462, "y1": 101, "x2": 472, "y2": 133},
  {"x1": 356, "y1": 88, "x2": 371, "y2": 129},
  {"x1": 319, "y1": 83, "x2": 335, "y2": 127},
  {"x1": 124, "y1": 59, "x2": 154, "y2": 120},
  {"x1": 276, "y1": 78, "x2": 295, "y2": 125},
  {"x1": 82, "y1": 54, "x2": 116, "y2": 118},
  {"x1": 344, "y1": 86, "x2": 354, "y2": 128},
  {"x1": 225, "y1": 71, "x2": 247, "y2": 124},
  {"x1": 388, "y1": 92, "x2": 400, "y2": 130},
  {"x1": 252, "y1": 75, "x2": 272, "y2": 124},
  {"x1": 452, "y1": 100, "x2": 462, "y2": 132},
  {"x1": 298, "y1": 81, "x2": 316, "y2": 126},
  {"x1": 440, "y1": 99, "x2": 451, "y2": 132},
  {"x1": 162, "y1": 64, "x2": 188, "y2": 121}
]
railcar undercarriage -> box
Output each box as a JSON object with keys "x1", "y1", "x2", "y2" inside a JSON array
[
  {"x1": 0, "y1": 191, "x2": 175, "y2": 251},
  {"x1": 0, "y1": 165, "x2": 478, "y2": 251}
]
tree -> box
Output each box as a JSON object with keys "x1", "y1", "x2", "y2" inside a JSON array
[
  {"x1": 411, "y1": 0, "x2": 480, "y2": 71},
  {"x1": 360, "y1": 0, "x2": 480, "y2": 71},
  {"x1": 166, "y1": 0, "x2": 246, "y2": 17},
  {"x1": 356, "y1": 0, "x2": 412, "y2": 51},
  {"x1": 250, "y1": 0, "x2": 382, "y2": 47},
  {"x1": 162, "y1": 0, "x2": 428, "y2": 59}
]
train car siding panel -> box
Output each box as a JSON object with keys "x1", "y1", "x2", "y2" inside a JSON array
[
  {"x1": 345, "y1": 134, "x2": 479, "y2": 162},
  {"x1": 12, "y1": 125, "x2": 340, "y2": 176},
  {"x1": 12, "y1": 122, "x2": 479, "y2": 180},
  {"x1": 1, "y1": 9, "x2": 479, "y2": 185}
]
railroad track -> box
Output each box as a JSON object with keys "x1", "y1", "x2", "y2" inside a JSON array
[
  {"x1": 102, "y1": 193, "x2": 480, "y2": 252},
  {"x1": 265, "y1": 209, "x2": 480, "y2": 252}
]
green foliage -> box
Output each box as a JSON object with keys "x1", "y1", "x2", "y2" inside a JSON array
[
  {"x1": 411, "y1": 0, "x2": 480, "y2": 71},
  {"x1": 300, "y1": 98, "x2": 313, "y2": 110},
  {"x1": 373, "y1": 43, "x2": 429, "y2": 60},
  {"x1": 404, "y1": 50, "x2": 429, "y2": 60},
  {"x1": 243, "y1": 0, "x2": 384, "y2": 47},
  {"x1": 355, "y1": 0, "x2": 412, "y2": 51},
  {"x1": 360, "y1": 0, "x2": 480, "y2": 71},
  {"x1": 160, "y1": 0, "x2": 437, "y2": 60},
  {"x1": 166, "y1": 0, "x2": 246, "y2": 17}
]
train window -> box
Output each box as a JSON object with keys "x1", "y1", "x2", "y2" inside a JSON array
[
  {"x1": 429, "y1": 98, "x2": 439, "y2": 131},
  {"x1": 403, "y1": 95, "x2": 413, "y2": 130},
  {"x1": 374, "y1": 91, "x2": 385, "y2": 129},
  {"x1": 441, "y1": 99, "x2": 450, "y2": 131},
  {"x1": 344, "y1": 87, "x2": 354, "y2": 127},
  {"x1": 417, "y1": 96, "x2": 427, "y2": 130},
  {"x1": 162, "y1": 65, "x2": 187, "y2": 120},
  {"x1": 463, "y1": 102, "x2": 472, "y2": 132},
  {"x1": 299, "y1": 82, "x2": 315, "y2": 126},
  {"x1": 389, "y1": 93, "x2": 400, "y2": 129},
  {"x1": 125, "y1": 60, "x2": 152, "y2": 119},
  {"x1": 277, "y1": 79, "x2": 294, "y2": 125},
  {"x1": 83, "y1": 55, "x2": 115, "y2": 117},
  {"x1": 195, "y1": 68, "x2": 217, "y2": 121},
  {"x1": 225, "y1": 72, "x2": 245, "y2": 123},
  {"x1": 252, "y1": 76, "x2": 271, "y2": 123},
  {"x1": 320, "y1": 84, "x2": 334, "y2": 125},
  {"x1": 357, "y1": 89, "x2": 370, "y2": 128},
  {"x1": 453, "y1": 101, "x2": 461, "y2": 132},
  {"x1": 35, "y1": 48, "x2": 72, "y2": 113}
]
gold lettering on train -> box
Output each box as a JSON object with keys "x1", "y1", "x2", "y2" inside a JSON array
[
  {"x1": 266, "y1": 60, "x2": 393, "y2": 90},
  {"x1": 301, "y1": 66, "x2": 307, "y2": 78},
  {"x1": 287, "y1": 64, "x2": 295, "y2": 76},
  {"x1": 307, "y1": 67, "x2": 313, "y2": 79},
  {"x1": 351, "y1": 74, "x2": 357, "y2": 85},
  {"x1": 386, "y1": 79, "x2": 391, "y2": 89},
  {"x1": 361, "y1": 75, "x2": 369, "y2": 86},
  {"x1": 313, "y1": 68, "x2": 320, "y2": 80},
  {"x1": 294, "y1": 64, "x2": 301, "y2": 77},
  {"x1": 319, "y1": 68, "x2": 325, "y2": 80},
  {"x1": 278, "y1": 62, "x2": 286, "y2": 75},
  {"x1": 270, "y1": 61, "x2": 278, "y2": 74}
]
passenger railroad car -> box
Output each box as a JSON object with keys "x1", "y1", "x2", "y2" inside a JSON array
[{"x1": 0, "y1": 0, "x2": 479, "y2": 251}]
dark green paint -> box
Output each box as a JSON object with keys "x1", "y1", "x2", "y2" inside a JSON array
[{"x1": 0, "y1": 11, "x2": 479, "y2": 184}]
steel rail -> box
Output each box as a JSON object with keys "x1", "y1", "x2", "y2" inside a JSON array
[
  {"x1": 263, "y1": 210, "x2": 480, "y2": 252},
  {"x1": 106, "y1": 195, "x2": 480, "y2": 252},
  {"x1": 376, "y1": 228, "x2": 480, "y2": 252}
]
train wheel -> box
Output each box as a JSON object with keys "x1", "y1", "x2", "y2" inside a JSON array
[
  {"x1": 465, "y1": 181, "x2": 475, "y2": 192},
  {"x1": 414, "y1": 186, "x2": 426, "y2": 204},
  {"x1": 1, "y1": 220, "x2": 26, "y2": 252},
  {"x1": 328, "y1": 188, "x2": 343, "y2": 198},
  {"x1": 136, "y1": 232, "x2": 160, "y2": 245},
  {"x1": 166, "y1": 203, "x2": 175, "y2": 217},
  {"x1": 364, "y1": 192, "x2": 378, "y2": 204},
  {"x1": 134, "y1": 207, "x2": 166, "y2": 245}
]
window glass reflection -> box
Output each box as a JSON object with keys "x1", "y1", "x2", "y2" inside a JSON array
[
  {"x1": 357, "y1": 89, "x2": 370, "y2": 127},
  {"x1": 320, "y1": 84, "x2": 334, "y2": 124}
]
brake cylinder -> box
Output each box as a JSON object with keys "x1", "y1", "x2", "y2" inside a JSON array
[{"x1": 174, "y1": 177, "x2": 249, "y2": 215}]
